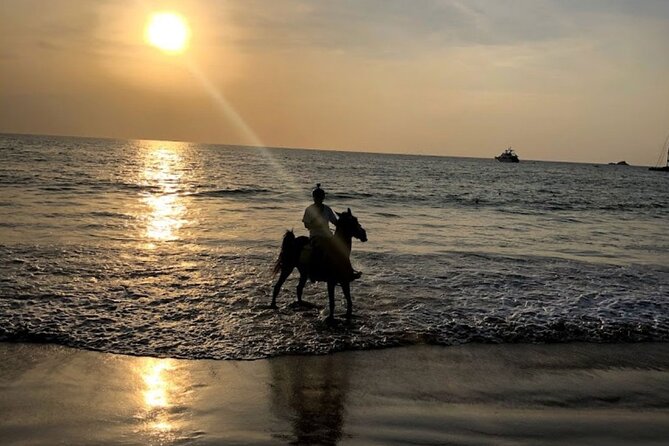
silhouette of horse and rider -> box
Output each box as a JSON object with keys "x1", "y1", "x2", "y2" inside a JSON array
[{"x1": 271, "y1": 184, "x2": 367, "y2": 321}]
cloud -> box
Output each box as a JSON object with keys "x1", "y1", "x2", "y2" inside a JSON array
[
  {"x1": 213, "y1": 0, "x2": 669, "y2": 72},
  {"x1": 219, "y1": 1, "x2": 621, "y2": 54}
]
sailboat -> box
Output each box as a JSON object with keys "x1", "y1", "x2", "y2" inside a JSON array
[{"x1": 649, "y1": 134, "x2": 669, "y2": 172}]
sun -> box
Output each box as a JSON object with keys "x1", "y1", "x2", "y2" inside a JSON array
[{"x1": 145, "y1": 12, "x2": 190, "y2": 53}]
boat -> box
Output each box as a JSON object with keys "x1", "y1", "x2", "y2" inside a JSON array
[
  {"x1": 608, "y1": 161, "x2": 629, "y2": 166},
  {"x1": 495, "y1": 147, "x2": 519, "y2": 163},
  {"x1": 649, "y1": 134, "x2": 669, "y2": 172}
]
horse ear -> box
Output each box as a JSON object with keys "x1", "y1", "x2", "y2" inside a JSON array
[{"x1": 347, "y1": 207, "x2": 351, "y2": 213}]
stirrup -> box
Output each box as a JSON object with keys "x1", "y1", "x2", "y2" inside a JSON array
[{"x1": 351, "y1": 270, "x2": 362, "y2": 280}]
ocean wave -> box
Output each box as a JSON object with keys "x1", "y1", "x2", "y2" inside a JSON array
[
  {"x1": 1, "y1": 246, "x2": 667, "y2": 360},
  {"x1": 370, "y1": 192, "x2": 669, "y2": 214},
  {"x1": 0, "y1": 315, "x2": 667, "y2": 360},
  {"x1": 114, "y1": 182, "x2": 164, "y2": 193},
  {"x1": 329, "y1": 192, "x2": 374, "y2": 200},
  {"x1": 191, "y1": 187, "x2": 272, "y2": 198},
  {"x1": 88, "y1": 211, "x2": 136, "y2": 220}
]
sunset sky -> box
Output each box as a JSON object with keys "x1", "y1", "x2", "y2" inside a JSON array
[{"x1": 1, "y1": 0, "x2": 668, "y2": 164}]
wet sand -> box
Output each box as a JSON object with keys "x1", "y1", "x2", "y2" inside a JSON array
[{"x1": 1, "y1": 343, "x2": 669, "y2": 445}]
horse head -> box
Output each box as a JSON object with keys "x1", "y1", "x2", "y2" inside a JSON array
[{"x1": 336, "y1": 208, "x2": 368, "y2": 242}]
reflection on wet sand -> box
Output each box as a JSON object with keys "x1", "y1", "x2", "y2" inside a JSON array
[
  {"x1": 140, "y1": 142, "x2": 187, "y2": 244},
  {"x1": 136, "y1": 358, "x2": 189, "y2": 442},
  {"x1": 269, "y1": 354, "x2": 352, "y2": 445}
]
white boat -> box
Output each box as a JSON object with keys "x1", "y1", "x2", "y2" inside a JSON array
[{"x1": 495, "y1": 147, "x2": 519, "y2": 163}]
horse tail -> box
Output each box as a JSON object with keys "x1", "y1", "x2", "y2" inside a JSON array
[{"x1": 272, "y1": 230, "x2": 296, "y2": 276}]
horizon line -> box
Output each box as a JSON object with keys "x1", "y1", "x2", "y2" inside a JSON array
[{"x1": 0, "y1": 130, "x2": 652, "y2": 167}]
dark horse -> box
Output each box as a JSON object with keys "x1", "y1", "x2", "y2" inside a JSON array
[{"x1": 271, "y1": 209, "x2": 367, "y2": 321}]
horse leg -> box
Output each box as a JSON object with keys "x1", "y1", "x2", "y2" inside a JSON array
[
  {"x1": 296, "y1": 273, "x2": 308, "y2": 303},
  {"x1": 341, "y1": 281, "x2": 352, "y2": 319},
  {"x1": 327, "y1": 280, "x2": 336, "y2": 322},
  {"x1": 271, "y1": 268, "x2": 292, "y2": 308}
]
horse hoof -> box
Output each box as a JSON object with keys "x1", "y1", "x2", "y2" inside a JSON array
[{"x1": 269, "y1": 303, "x2": 278, "y2": 310}]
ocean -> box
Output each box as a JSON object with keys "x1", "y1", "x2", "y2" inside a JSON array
[{"x1": 1, "y1": 133, "x2": 667, "y2": 359}]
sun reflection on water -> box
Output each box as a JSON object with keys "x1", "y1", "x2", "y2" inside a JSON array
[
  {"x1": 140, "y1": 142, "x2": 188, "y2": 244},
  {"x1": 145, "y1": 193, "x2": 185, "y2": 241}
]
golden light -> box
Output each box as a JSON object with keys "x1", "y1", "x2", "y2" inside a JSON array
[
  {"x1": 145, "y1": 193, "x2": 185, "y2": 241},
  {"x1": 140, "y1": 143, "x2": 187, "y2": 244},
  {"x1": 145, "y1": 12, "x2": 190, "y2": 53},
  {"x1": 143, "y1": 361, "x2": 173, "y2": 409},
  {"x1": 136, "y1": 358, "x2": 179, "y2": 438}
]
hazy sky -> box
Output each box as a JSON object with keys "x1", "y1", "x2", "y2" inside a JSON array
[{"x1": 1, "y1": 0, "x2": 668, "y2": 164}]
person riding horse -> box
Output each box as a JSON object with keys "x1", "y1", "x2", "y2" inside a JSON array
[
  {"x1": 271, "y1": 187, "x2": 367, "y2": 316},
  {"x1": 302, "y1": 184, "x2": 361, "y2": 281}
]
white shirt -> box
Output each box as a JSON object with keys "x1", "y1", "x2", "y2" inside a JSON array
[{"x1": 302, "y1": 203, "x2": 337, "y2": 238}]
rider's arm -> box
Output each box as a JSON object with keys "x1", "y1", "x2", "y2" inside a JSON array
[
  {"x1": 326, "y1": 206, "x2": 338, "y2": 226},
  {"x1": 302, "y1": 207, "x2": 312, "y2": 229}
]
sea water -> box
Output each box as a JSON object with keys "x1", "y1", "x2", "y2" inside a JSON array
[{"x1": 1, "y1": 134, "x2": 667, "y2": 359}]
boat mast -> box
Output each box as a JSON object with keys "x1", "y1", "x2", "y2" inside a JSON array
[{"x1": 654, "y1": 133, "x2": 669, "y2": 168}]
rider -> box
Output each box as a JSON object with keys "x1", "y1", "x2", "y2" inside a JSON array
[
  {"x1": 303, "y1": 184, "x2": 360, "y2": 281},
  {"x1": 303, "y1": 183, "x2": 337, "y2": 240}
]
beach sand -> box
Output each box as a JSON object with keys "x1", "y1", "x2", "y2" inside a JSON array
[{"x1": 1, "y1": 343, "x2": 668, "y2": 445}]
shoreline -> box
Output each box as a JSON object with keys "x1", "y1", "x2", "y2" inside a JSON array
[{"x1": 1, "y1": 342, "x2": 669, "y2": 445}]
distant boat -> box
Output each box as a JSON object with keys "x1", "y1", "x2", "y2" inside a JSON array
[
  {"x1": 608, "y1": 160, "x2": 629, "y2": 166},
  {"x1": 495, "y1": 147, "x2": 519, "y2": 163},
  {"x1": 649, "y1": 134, "x2": 669, "y2": 172}
]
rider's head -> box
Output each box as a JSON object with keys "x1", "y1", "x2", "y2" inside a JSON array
[{"x1": 312, "y1": 183, "x2": 325, "y2": 204}]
